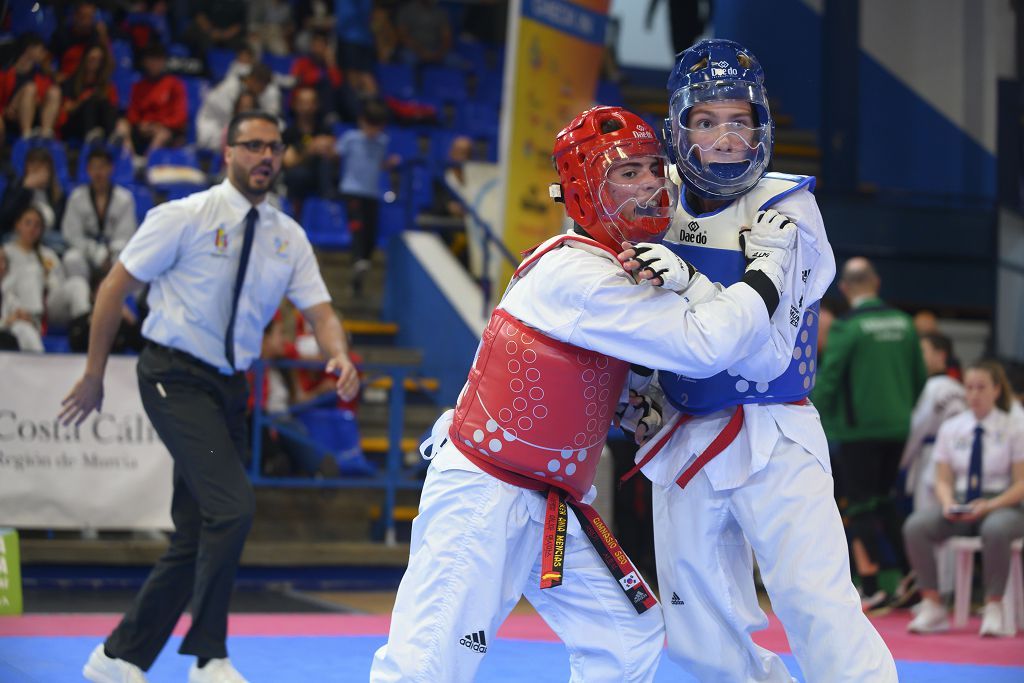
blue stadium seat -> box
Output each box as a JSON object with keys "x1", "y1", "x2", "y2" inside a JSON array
[
  {"x1": 262, "y1": 53, "x2": 295, "y2": 76},
  {"x1": 181, "y1": 77, "x2": 208, "y2": 144},
  {"x1": 148, "y1": 146, "x2": 200, "y2": 169},
  {"x1": 294, "y1": 408, "x2": 375, "y2": 476},
  {"x1": 110, "y1": 40, "x2": 135, "y2": 74},
  {"x1": 42, "y1": 335, "x2": 70, "y2": 354},
  {"x1": 113, "y1": 69, "x2": 140, "y2": 111},
  {"x1": 385, "y1": 127, "x2": 421, "y2": 162},
  {"x1": 420, "y1": 66, "x2": 466, "y2": 103},
  {"x1": 300, "y1": 198, "x2": 351, "y2": 249},
  {"x1": 8, "y1": 2, "x2": 57, "y2": 40},
  {"x1": 456, "y1": 102, "x2": 499, "y2": 140},
  {"x1": 11, "y1": 137, "x2": 72, "y2": 193},
  {"x1": 207, "y1": 48, "x2": 237, "y2": 83},
  {"x1": 376, "y1": 63, "x2": 416, "y2": 100},
  {"x1": 76, "y1": 143, "x2": 134, "y2": 186},
  {"x1": 128, "y1": 184, "x2": 154, "y2": 223},
  {"x1": 147, "y1": 147, "x2": 207, "y2": 199}
]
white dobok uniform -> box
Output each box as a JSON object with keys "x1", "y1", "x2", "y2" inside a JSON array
[
  {"x1": 370, "y1": 234, "x2": 779, "y2": 683},
  {"x1": 901, "y1": 373, "x2": 967, "y2": 511},
  {"x1": 639, "y1": 176, "x2": 899, "y2": 682}
]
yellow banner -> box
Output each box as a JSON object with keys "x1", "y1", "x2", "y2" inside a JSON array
[{"x1": 500, "y1": 0, "x2": 610, "y2": 286}]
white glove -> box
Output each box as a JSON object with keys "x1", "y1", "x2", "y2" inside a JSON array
[
  {"x1": 615, "y1": 389, "x2": 663, "y2": 445},
  {"x1": 631, "y1": 242, "x2": 696, "y2": 293},
  {"x1": 741, "y1": 209, "x2": 797, "y2": 296}
]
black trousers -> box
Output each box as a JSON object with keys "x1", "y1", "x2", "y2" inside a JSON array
[
  {"x1": 343, "y1": 194, "x2": 380, "y2": 263},
  {"x1": 839, "y1": 438, "x2": 908, "y2": 574},
  {"x1": 106, "y1": 343, "x2": 254, "y2": 670}
]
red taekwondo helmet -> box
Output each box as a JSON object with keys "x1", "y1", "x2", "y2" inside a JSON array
[{"x1": 551, "y1": 106, "x2": 677, "y2": 250}]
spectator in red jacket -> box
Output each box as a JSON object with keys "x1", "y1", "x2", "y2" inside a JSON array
[
  {"x1": 59, "y1": 42, "x2": 122, "y2": 143},
  {"x1": 114, "y1": 43, "x2": 187, "y2": 155},
  {"x1": 290, "y1": 30, "x2": 346, "y2": 119},
  {"x1": 51, "y1": 1, "x2": 111, "y2": 80},
  {"x1": 0, "y1": 33, "x2": 61, "y2": 140}
]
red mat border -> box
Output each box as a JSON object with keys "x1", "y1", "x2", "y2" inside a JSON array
[{"x1": 1, "y1": 613, "x2": 1021, "y2": 667}]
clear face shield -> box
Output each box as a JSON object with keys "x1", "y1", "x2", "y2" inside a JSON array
[
  {"x1": 669, "y1": 81, "x2": 773, "y2": 198},
  {"x1": 587, "y1": 141, "x2": 678, "y2": 244}
]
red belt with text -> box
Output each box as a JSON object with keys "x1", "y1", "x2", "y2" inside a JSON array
[{"x1": 462, "y1": 450, "x2": 657, "y2": 615}]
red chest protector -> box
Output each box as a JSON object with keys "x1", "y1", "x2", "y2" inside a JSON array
[{"x1": 449, "y1": 235, "x2": 630, "y2": 502}]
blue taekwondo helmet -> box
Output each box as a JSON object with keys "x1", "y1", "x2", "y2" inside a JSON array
[{"x1": 665, "y1": 39, "x2": 774, "y2": 200}]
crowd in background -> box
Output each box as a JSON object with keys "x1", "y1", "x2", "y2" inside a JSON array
[
  {"x1": 0, "y1": 0, "x2": 507, "y2": 355},
  {"x1": 812, "y1": 257, "x2": 1024, "y2": 638},
  {"x1": 2, "y1": 1, "x2": 1022, "y2": 636}
]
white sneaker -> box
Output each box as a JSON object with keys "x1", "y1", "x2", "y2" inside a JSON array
[
  {"x1": 979, "y1": 601, "x2": 1013, "y2": 637},
  {"x1": 907, "y1": 598, "x2": 950, "y2": 633},
  {"x1": 188, "y1": 659, "x2": 250, "y2": 683},
  {"x1": 82, "y1": 644, "x2": 149, "y2": 683}
]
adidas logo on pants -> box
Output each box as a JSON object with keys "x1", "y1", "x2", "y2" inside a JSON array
[{"x1": 459, "y1": 630, "x2": 488, "y2": 653}]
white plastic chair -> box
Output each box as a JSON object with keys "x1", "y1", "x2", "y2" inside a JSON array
[{"x1": 948, "y1": 536, "x2": 1024, "y2": 633}]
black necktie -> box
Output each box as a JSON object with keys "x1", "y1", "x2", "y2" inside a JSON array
[
  {"x1": 965, "y1": 424, "x2": 984, "y2": 502},
  {"x1": 225, "y1": 208, "x2": 257, "y2": 370}
]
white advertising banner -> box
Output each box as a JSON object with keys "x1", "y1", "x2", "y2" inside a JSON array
[{"x1": 0, "y1": 352, "x2": 173, "y2": 529}]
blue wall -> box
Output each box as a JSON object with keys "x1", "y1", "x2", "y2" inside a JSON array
[
  {"x1": 714, "y1": 0, "x2": 996, "y2": 201},
  {"x1": 382, "y1": 236, "x2": 478, "y2": 407}
]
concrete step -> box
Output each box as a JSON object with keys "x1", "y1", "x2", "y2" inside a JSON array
[
  {"x1": 352, "y1": 346, "x2": 422, "y2": 367},
  {"x1": 365, "y1": 375, "x2": 440, "y2": 393},
  {"x1": 358, "y1": 403, "x2": 439, "y2": 431}
]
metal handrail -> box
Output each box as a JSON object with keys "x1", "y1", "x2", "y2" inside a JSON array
[
  {"x1": 441, "y1": 177, "x2": 518, "y2": 314},
  {"x1": 249, "y1": 358, "x2": 424, "y2": 545}
]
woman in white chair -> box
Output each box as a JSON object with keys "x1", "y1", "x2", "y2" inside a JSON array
[{"x1": 903, "y1": 359, "x2": 1024, "y2": 636}]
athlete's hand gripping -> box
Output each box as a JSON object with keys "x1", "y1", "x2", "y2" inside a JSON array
[
  {"x1": 740, "y1": 209, "x2": 797, "y2": 296},
  {"x1": 618, "y1": 241, "x2": 697, "y2": 293}
]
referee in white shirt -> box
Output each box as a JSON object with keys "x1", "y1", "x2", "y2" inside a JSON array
[{"x1": 61, "y1": 111, "x2": 359, "y2": 683}]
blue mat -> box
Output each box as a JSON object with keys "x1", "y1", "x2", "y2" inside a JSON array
[{"x1": 2, "y1": 635, "x2": 1022, "y2": 682}]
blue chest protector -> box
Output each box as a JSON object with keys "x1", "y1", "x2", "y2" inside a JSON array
[{"x1": 659, "y1": 173, "x2": 821, "y2": 415}]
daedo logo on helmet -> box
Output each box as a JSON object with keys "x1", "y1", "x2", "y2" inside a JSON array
[{"x1": 664, "y1": 39, "x2": 775, "y2": 200}]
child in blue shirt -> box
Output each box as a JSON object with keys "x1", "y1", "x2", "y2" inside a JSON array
[{"x1": 336, "y1": 99, "x2": 400, "y2": 293}]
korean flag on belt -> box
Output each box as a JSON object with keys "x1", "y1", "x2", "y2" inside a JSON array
[{"x1": 619, "y1": 572, "x2": 640, "y2": 591}]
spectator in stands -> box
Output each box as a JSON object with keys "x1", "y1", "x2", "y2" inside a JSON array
[
  {"x1": 250, "y1": 315, "x2": 339, "y2": 477},
  {"x1": 813, "y1": 256, "x2": 927, "y2": 611},
  {"x1": 183, "y1": 0, "x2": 249, "y2": 66},
  {"x1": 59, "y1": 42, "x2": 122, "y2": 143},
  {"x1": 0, "y1": 33, "x2": 61, "y2": 139},
  {"x1": 292, "y1": 0, "x2": 336, "y2": 53},
  {"x1": 1007, "y1": 362, "x2": 1024, "y2": 421},
  {"x1": 119, "y1": 1, "x2": 172, "y2": 57},
  {"x1": 3, "y1": 205, "x2": 91, "y2": 335},
  {"x1": 282, "y1": 86, "x2": 336, "y2": 214},
  {"x1": 0, "y1": 247, "x2": 45, "y2": 352},
  {"x1": 52, "y1": 1, "x2": 110, "y2": 80},
  {"x1": 335, "y1": 0, "x2": 378, "y2": 98},
  {"x1": 370, "y1": 2, "x2": 398, "y2": 64},
  {"x1": 197, "y1": 63, "x2": 280, "y2": 153},
  {"x1": 914, "y1": 309, "x2": 939, "y2": 337},
  {"x1": 901, "y1": 332, "x2": 967, "y2": 512},
  {"x1": 249, "y1": 0, "x2": 295, "y2": 56},
  {"x1": 290, "y1": 29, "x2": 347, "y2": 122},
  {"x1": 0, "y1": 147, "x2": 66, "y2": 247},
  {"x1": 396, "y1": 0, "x2": 453, "y2": 66},
  {"x1": 62, "y1": 147, "x2": 138, "y2": 286},
  {"x1": 114, "y1": 42, "x2": 187, "y2": 156},
  {"x1": 904, "y1": 359, "x2": 1024, "y2": 637},
  {"x1": 336, "y1": 98, "x2": 400, "y2": 294}
]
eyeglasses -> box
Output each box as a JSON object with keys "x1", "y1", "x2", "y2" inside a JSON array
[{"x1": 230, "y1": 139, "x2": 287, "y2": 155}]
